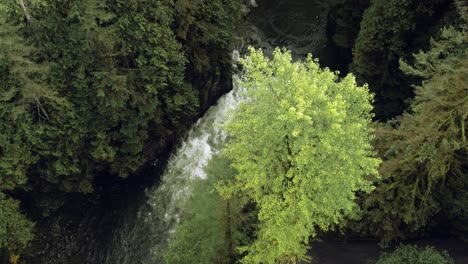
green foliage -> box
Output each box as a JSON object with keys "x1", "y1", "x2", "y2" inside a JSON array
[
  {"x1": 0, "y1": 0, "x2": 242, "y2": 253},
  {"x1": 0, "y1": 0, "x2": 205, "y2": 192},
  {"x1": 172, "y1": 0, "x2": 243, "y2": 111},
  {"x1": 220, "y1": 48, "x2": 380, "y2": 262},
  {"x1": 375, "y1": 244, "x2": 454, "y2": 264},
  {"x1": 104, "y1": 0, "x2": 197, "y2": 173},
  {"x1": 164, "y1": 157, "x2": 251, "y2": 264},
  {"x1": 0, "y1": 193, "x2": 34, "y2": 252},
  {"x1": 358, "y1": 21, "x2": 467, "y2": 244},
  {"x1": 0, "y1": 18, "x2": 43, "y2": 192},
  {"x1": 173, "y1": 0, "x2": 242, "y2": 74},
  {"x1": 0, "y1": 0, "x2": 239, "y2": 195},
  {"x1": 350, "y1": 0, "x2": 452, "y2": 119},
  {"x1": 0, "y1": 11, "x2": 38, "y2": 254}
]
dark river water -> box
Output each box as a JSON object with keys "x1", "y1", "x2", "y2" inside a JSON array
[
  {"x1": 247, "y1": 0, "x2": 329, "y2": 60},
  {"x1": 309, "y1": 238, "x2": 468, "y2": 264}
]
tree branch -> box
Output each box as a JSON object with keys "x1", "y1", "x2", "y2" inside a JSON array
[
  {"x1": 17, "y1": 0, "x2": 31, "y2": 23},
  {"x1": 34, "y1": 97, "x2": 49, "y2": 120}
]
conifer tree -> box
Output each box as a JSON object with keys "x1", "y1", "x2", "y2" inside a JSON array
[
  {"x1": 0, "y1": 0, "x2": 242, "y2": 254},
  {"x1": 164, "y1": 157, "x2": 250, "y2": 264},
  {"x1": 350, "y1": 0, "x2": 453, "y2": 120},
  {"x1": 0, "y1": 6, "x2": 44, "y2": 253},
  {"x1": 358, "y1": 8, "x2": 467, "y2": 243}
]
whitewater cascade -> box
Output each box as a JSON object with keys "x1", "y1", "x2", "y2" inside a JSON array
[
  {"x1": 102, "y1": 4, "x2": 330, "y2": 262},
  {"x1": 104, "y1": 74, "x2": 243, "y2": 264}
]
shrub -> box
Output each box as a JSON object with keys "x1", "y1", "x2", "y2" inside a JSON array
[{"x1": 376, "y1": 244, "x2": 454, "y2": 264}]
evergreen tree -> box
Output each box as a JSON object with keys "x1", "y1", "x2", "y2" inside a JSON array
[
  {"x1": 164, "y1": 157, "x2": 251, "y2": 264},
  {"x1": 173, "y1": 0, "x2": 242, "y2": 74},
  {"x1": 0, "y1": 6, "x2": 45, "y2": 253},
  {"x1": 0, "y1": 0, "x2": 242, "y2": 253},
  {"x1": 220, "y1": 48, "x2": 380, "y2": 262},
  {"x1": 350, "y1": 0, "x2": 453, "y2": 120},
  {"x1": 173, "y1": 0, "x2": 243, "y2": 110},
  {"x1": 357, "y1": 9, "x2": 467, "y2": 244}
]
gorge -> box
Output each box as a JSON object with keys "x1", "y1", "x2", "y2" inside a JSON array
[{"x1": 1, "y1": 0, "x2": 466, "y2": 263}]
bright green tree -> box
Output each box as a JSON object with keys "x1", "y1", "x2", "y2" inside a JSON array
[{"x1": 220, "y1": 48, "x2": 380, "y2": 263}]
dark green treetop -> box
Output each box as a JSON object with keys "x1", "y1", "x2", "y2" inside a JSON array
[{"x1": 358, "y1": 14, "x2": 467, "y2": 244}]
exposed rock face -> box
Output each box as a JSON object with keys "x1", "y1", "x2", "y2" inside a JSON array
[
  {"x1": 247, "y1": 0, "x2": 258, "y2": 7},
  {"x1": 246, "y1": 0, "x2": 329, "y2": 60}
]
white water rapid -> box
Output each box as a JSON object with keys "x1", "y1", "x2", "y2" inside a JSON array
[
  {"x1": 101, "y1": 4, "x2": 330, "y2": 262},
  {"x1": 103, "y1": 74, "x2": 243, "y2": 264}
]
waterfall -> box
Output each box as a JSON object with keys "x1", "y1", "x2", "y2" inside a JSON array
[
  {"x1": 104, "y1": 75, "x2": 243, "y2": 264},
  {"x1": 101, "y1": 3, "x2": 330, "y2": 262}
]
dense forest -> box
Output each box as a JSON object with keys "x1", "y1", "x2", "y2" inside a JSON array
[
  {"x1": 0, "y1": 0, "x2": 242, "y2": 261},
  {"x1": 1, "y1": 0, "x2": 467, "y2": 263}
]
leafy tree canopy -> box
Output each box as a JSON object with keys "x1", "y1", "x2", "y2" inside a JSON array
[
  {"x1": 220, "y1": 48, "x2": 380, "y2": 263},
  {"x1": 0, "y1": 193, "x2": 34, "y2": 253}
]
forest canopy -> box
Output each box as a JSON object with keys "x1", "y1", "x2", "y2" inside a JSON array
[
  {"x1": 357, "y1": 21, "x2": 468, "y2": 245},
  {"x1": 0, "y1": 0, "x2": 466, "y2": 262},
  {"x1": 0, "y1": 0, "x2": 242, "y2": 255}
]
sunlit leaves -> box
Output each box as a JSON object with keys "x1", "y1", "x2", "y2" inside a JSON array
[{"x1": 221, "y1": 48, "x2": 380, "y2": 262}]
